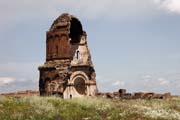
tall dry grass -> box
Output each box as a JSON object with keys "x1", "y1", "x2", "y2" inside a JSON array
[{"x1": 0, "y1": 96, "x2": 180, "y2": 120}]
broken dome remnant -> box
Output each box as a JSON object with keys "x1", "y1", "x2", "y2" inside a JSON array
[{"x1": 38, "y1": 13, "x2": 98, "y2": 99}]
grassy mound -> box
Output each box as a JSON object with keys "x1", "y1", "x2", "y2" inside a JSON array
[{"x1": 0, "y1": 96, "x2": 180, "y2": 120}]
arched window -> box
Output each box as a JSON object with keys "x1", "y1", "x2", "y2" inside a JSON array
[
  {"x1": 69, "y1": 18, "x2": 83, "y2": 44},
  {"x1": 74, "y1": 77, "x2": 86, "y2": 95},
  {"x1": 76, "y1": 50, "x2": 80, "y2": 59},
  {"x1": 56, "y1": 45, "x2": 58, "y2": 55}
]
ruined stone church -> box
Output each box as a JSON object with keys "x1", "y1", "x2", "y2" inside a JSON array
[{"x1": 38, "y1": 13, "x2": 98, "y2": 99}]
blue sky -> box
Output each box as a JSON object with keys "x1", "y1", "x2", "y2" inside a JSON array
[{"x1": 0, "y1": 0, "x2": 180, "y2": 95}]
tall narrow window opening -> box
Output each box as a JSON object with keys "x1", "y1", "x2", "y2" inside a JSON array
[
  {"x1": 76, "y1": 50, "x2": 80, "y2": 59},
  {"x1": 56, "y1": 45, "x2": 58, "y2": 55}
]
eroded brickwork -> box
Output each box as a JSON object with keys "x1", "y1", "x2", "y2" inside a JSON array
[{"x1": 38, "y1": 13, "x2": 97, "y2": 99}]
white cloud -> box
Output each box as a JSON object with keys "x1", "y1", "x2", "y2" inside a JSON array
[
  {"x1": 112, "y1": 81, "x2": 125, "y2": 86},
  {"x1": 0, "y1": 61, "x2": 40, "y2": 93},
  {"x1": 0, "y1": 77, "x2": 38, "y2": 93},
  {"x1": 157, "y1": 78, "x2": 170, "y2": 85},
  {"x1": 0, "y1": 77, "x2": 15, "y2": 85},
  {"x1": 154, "y1": 0, "x2": 180, "y2": 14},
  {"x1": 0, "y1": 0, "x2": 162, "y2": 28},
  {"x1": 142, "y1": 75, "x2": 152, "y2": 79},
  {"x1": 141, "y1": 75, "x2": 153, "y2": 83},
  {"x1": 1, "y1": 0, "x2": 180, "y2": 30},
  {"x1": 54, "y1": 0, "x2": 162, "y2": 21}
]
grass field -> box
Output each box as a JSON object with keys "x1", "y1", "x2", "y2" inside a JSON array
[{"x1": 0, "y1": 96, "x2": 180, "y2": 120}]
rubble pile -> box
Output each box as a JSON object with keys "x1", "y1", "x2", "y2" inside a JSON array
[{"x1": 97, "y1": 89, "x2": 171, "y2": 100}]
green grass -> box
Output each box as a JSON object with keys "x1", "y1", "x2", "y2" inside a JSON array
[{"x1": 0, "y1": 96, "x2": 180, "y2": 120}]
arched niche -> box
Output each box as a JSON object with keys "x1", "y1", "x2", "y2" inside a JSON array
[
  {"x1": 69, "y1": 18, "x2": 83, "y2": 44},
  {"x1": 69, "y1": 71, "x2": 89, "y2": 95},
  {"x1": 74, "y1": 77, "x2": 86, "y2": 95}
]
